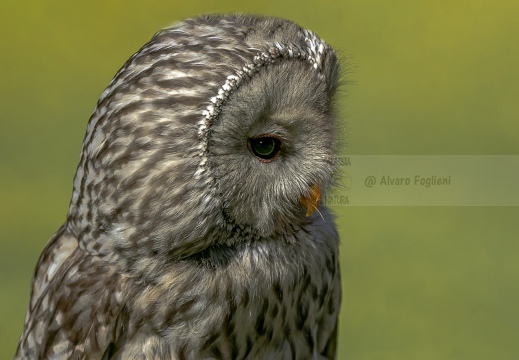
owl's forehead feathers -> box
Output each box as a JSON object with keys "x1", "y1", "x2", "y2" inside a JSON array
[{"x1": 97, "y1": 14, "x2": 335, "y2": 105}]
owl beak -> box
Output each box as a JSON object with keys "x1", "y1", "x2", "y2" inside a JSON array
[{"x1": 300, "y1": 184, "x2": 321, "y2": 217}]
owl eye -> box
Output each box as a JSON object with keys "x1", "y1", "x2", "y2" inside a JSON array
[{"x1": 248, "y1": 135, "x2": 283, "y2": 162}]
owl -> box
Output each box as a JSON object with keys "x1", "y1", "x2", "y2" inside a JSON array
[{"x1": 15, "y1": 14, "x2": 341, "y2": 359}]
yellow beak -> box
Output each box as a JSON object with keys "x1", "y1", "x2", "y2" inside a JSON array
[{"x1": 300, "y1": 184, "x2": 321, "y2": 217}]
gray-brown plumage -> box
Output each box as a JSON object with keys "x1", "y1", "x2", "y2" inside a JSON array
[{"x1": 15, "y1": 14, "x2": 342, "y2": 359}]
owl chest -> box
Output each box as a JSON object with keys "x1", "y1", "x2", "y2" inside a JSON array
[
  {"x1": 196, "y1": 277, "x2": 325, "y2": 359},
  {"x1": 124, "y1": 248, "x2": 334, "y2": 359}
]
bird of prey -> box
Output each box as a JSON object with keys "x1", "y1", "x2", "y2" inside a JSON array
[{"x1": 15, "y1": 14, "x2": 342, "y2": 359}]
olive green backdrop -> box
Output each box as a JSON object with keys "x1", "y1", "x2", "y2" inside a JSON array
[{"x1": 1, "y1": 0, "x2": 518, "y2": 358}]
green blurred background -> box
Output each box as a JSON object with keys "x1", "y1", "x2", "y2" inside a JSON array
[{"x1": 1, "y1": 0, "x2": 518, "y2": 358}]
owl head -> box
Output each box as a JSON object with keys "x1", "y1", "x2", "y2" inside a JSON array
[{"x1": 66, "y1": 14, "x2": 340, "y2": 267}]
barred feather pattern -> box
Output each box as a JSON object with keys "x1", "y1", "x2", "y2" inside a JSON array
[{"x1": 16, "y1": 14, "x2": 342, "y2": 359}]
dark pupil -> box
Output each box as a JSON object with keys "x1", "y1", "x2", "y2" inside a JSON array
[{"x1": 250, "y1": 137, "x2": 280, "y2": 159}]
